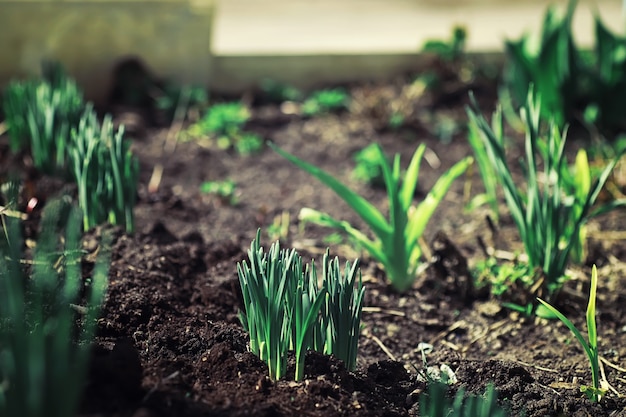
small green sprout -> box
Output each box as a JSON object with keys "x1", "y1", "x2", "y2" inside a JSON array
[
  {"x1": 352, "y1": 143, "x2": 386, "y2": 187},
  {"x1": 301, "y1": 88, "x2": 350, "y2": 117},
  {"x1": 200, "y1": 179, "x2": 238, "y2": 206},
  {"x1": 537, "y1": 265, "x2": 606, "y2": 402},
  {"x1": 188, "y1": 102, "x2": 263, "y2": 155},
  {"x1": 2, "y1": 70, "x2": 84, "y2": 173},
  {"x1": 271, "y1": 142, "x2": 472, "y2": 292}
]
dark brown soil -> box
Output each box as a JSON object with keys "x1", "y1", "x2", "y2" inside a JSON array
[{"x1": 3, "y1": 74, "x2": 626, "y2": 417}]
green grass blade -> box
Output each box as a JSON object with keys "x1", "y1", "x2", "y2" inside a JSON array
[
  {"x1": 407, "y1": 156, "x2": 473, "y2": 245},
  {"x1": 270, "y1": 143, "x2": 391, "y2": 239}
]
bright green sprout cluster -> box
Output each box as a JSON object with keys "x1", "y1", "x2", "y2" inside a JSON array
[
  {"x1": 419, "y1": 382, "x2": 509, "y2": 417},
  {"x1": 189, "y1": 102, "x2": 263, "y2": 155},
  {"x1": 301, "y1": 88, "x2": 350, "y2": 117},
  {"x1": 200, "y1": 179, "x2": 238, "y2": 206},
  {"x1": 505, "y1": 0, "x2": 626, "y2": 135},
  {"x1": 271, "y1": 142, "x2": 472, "y2": 293},
  {"x1": 538, "y1": 265, "x2": 606, "y2": 403},
  {"x1": 68, "y1": 108, "x2": 139, "y2": 232},
  {"x1": 351, "y1": 143, "x2": 386, "y2": 187},
  {"x1": 2, "y1": 67, "x2": 84, "y2": 173},
  {"x1": 467, "y1": 90, "x2": 625, "y2": 298},
  {"x1": 0, "y1": 195, "x2": 111, "y2": 417},
  {"x1": 238, "y1": 230, "x2": 364, "y2": 381}
]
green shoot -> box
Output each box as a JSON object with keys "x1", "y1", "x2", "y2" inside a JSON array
[
  {"x1": 466, "y1": 108, "x2": 500, "y2": 220},
  {"x1": 352, "y1": 143, "x2": 385, "y2": 187},
  {"x1": 467, "y1": 90, "x2": 625, "y2": 296},
  {"x1": 301, "y1": 88, "x2": 350, "y2": 117},
  {"x1": 422, "y1": 25, "x2": 467, "y2": 62},
  {"x1": 238, "y1": 231, "x2": 364, "y2": 380},
  {"x1": 537, "y1": 265, "x2": 606, "y2": 402},
  {"x1": 271, "y1": 142, "x2": 472, "y2": 292},
  {"x1": 0, "y1": 198, "x2": 111, "y2": 417},
  {"x1": 68, "y1": 108, "x2": 139, "y2": 232},
  {"x1": 187, "y1": 102, "x2": 263, "y2": 155},
  {"x1": 238, "y1": 231, "x2": 327, "y2": 381},
  {"x1": 317, "y1": 253, "x2": 365, "y2": 371},
  {"x1": 200, "y1": 179, "x2": 238, "y2": 206}
]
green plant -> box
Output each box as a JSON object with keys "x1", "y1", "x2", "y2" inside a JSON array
[
  {"x1": 352, "y1": 143, "x2": 386, "y2": 187},
  {"x1": 422, "y1": 25, "x2": 467, "y2": 62},
  {"x1": 537, "y1": 265, "x2": 606, "y2": 402},
  {"x1": 2, "y1": 72, "x2": 84, "y2": 173},
  {"x1": 68, "y1": 107, "x2": 139, "y2": 232},
  {"x1": 271, "y1": 142, "x2": 472, "y2": 292},
  {"x1": 301, "y1": 88, "x2": 350, "y2": 116},
  {"x1": 200, "y1": 179, "x2": 238, "y2": 205},
  {"x1": 188, "y1": 102, "x2": 264, "y2": 155},
  {"x1": 237, "y1": 231, "x2": 327, "y2": 381},
  {"x1": 467, "y1": 91, "x2": 624, "y2": 297},
  {"x1": 198, "y1": 102, "x2": 248, "y2": 136},
  {"x1": 466, "y1": 109, "x2": 500, "y2": 220},
  {"x1": 504, "y1": 0, "x2": 626, "y2": 136},
  {"x1": 315, "y1": 252, "x2": 365, "y2": 371},
  {"x1": 0, "y1": 197, "x2": 111, "y2": 417},
  {"x1": 472, "y1": 258, "x2": 537, "y2": 297},
  {"x1": 266, "y1": 211, "x2": 290, "y2": 242},
  {"x1": 238, "y1": 231, "x2": 364, "y2": 380}
]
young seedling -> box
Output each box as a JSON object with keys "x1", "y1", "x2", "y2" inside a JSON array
[
  {"x1": 200, "y1": 179, "x2": 238, "y2": 206},
  {"x1": 301, "y1": 88, "x2": 350, "y2": 117},
  {"x1": 188, "y1": 102, "x2": 263, "y2": 155},
  {"x1": 537, "y1": 265, "x2": 607, "y2": 403},
  {"x1": 271, "y1": 142, "x2": 472, "y2": 292}
]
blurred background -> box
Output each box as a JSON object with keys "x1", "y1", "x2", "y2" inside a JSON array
[{"x1": 0, "y1": 0, "x2": 623, "y2": 100}]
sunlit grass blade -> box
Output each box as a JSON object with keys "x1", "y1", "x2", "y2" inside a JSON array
[
  {"x1": 269, "y1": 143, "x2": 391, "y2": 239},
  {"x1": 537, "y1": 265, "x2": 604, "y2": 402}
]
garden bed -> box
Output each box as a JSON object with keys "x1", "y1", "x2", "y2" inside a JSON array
[{"x1": 3, "y1": 72, "x2": 626, "y2": 417}]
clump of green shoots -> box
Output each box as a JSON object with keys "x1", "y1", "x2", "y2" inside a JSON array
[
  {"x1": 538, "y1": 265, "x2": 606, "y2": 402},
  {"x1": 271, "y1": 142, "x2": 472, "y2": 293},
  {"x1": 238, "y1": 230, "x2": 364, "y2": 381},
  {"x1": 2, "y1": 68, "x2": 84, "y2": 173},
  {"x1": 0, "y1": 195, "x2": 111, "y2": 417},
  {"x1": 301, "y1": 88, "x2": 350, "y2": 117},
  {"x1": 68, "y1": 107, "x2": 139, "y2": 232},
  {"x1": 467, "y1": 90, "x2": 625, "y2": 298}
]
